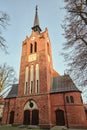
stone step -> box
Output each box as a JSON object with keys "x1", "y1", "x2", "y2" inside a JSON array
[{"x1": 50, "y1": 126, "x2": 67, "y2": 130}]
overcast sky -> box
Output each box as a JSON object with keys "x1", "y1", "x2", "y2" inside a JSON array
[{"x1": 0, "y1": 0, "x2": 66, "y2": 78}]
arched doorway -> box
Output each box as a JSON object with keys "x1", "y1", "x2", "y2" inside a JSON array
[
  {"x1": 24, "y1": 100, "x2": 39, "y2": 125},
  {"x1": 32, "y1": 110, "x2": 39, "y2": 125},
  {"x1": 23, "y1": 110, "x2": 30, "y2": 125},
  {"x1": 56, "y1": 109, "x2": 65, "y2": 126},
  {"x1": 9, "y1": 111, "x2": 14, "y2": 124}
]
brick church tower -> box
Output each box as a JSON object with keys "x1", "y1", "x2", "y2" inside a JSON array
[
  {"x1": 2, "y1": 6, "x2": 87, "y2": 128},
  {"x1": 18, "y1": 6, "x2": 55, "y2": 97},
  {"x1": 14, "y1": 6, "x2": 58, "y2": 127}
]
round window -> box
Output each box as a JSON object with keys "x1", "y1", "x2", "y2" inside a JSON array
[{"x1": 29, "y1": 102, "x2": 34, "y2": 108}]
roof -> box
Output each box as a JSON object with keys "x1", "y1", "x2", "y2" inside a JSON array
[
  {"x1": 34, "y1": 5, "x2": 40, "y2": 27},
  {"x1": 5, "y1": 75, "x2": 80, "y2": 98},
  {"x1": 51, "y1": 74, "x2": 81, "y2": 93},
  {"x1": 6, "y1": 84, "x2": 18, "y2": 99},
  {"x1": 32, "y1": 6, "x2": 41, "y2": 33}
]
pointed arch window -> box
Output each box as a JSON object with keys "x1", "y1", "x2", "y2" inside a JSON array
[
  {"x1": 47, "y1": 42, "x2": 50, "y2": 55},
  {"x1": 35, "y1": 64, "x2": 39, "y2": 93},
  {"x1": 70, "y1": 96, "x2": 74, "y2": 103},
  {"x1": 30, "y1": 65, "x2": 34, "y2": 94},
  {"x1": 24, "y1": 66, "x2": 29, "y2": 95},
  {"x1": 34, "y1": 42, "x2": 37, "y2": 52},
  {"x1": 31, "y1": 81, "x2": 33, "y2": 94},
  {"x1": 66, "y1": 96, "x2": 69, "y2": 103},
  {"x1": 30, "y1": 44, "x2": 33, "y2": 53}
]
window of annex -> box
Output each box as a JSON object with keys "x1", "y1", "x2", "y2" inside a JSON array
[
  {"x1": 66, "y1": 96, "x2": 69, "y2": 103},
  {"x1": 70, "y1": 96, "x2": 74, "y2": 103}
]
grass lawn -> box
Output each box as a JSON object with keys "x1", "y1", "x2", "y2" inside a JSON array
[
  {"x1": 1, "y1": 125, "x2": 87, "y2": 130},
  {"x1": 0, "y1": 125, "x2": 43, "y2": 130},
  {"x1": 0, "y1": 126, "x2": 27, "y2": 130}
]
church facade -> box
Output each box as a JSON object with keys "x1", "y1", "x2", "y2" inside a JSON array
[{"x1": 2, "y1": 7, "x2": 87, "y2": 128}]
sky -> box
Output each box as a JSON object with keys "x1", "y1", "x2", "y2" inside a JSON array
[{"x1": 0, "y1": 0, "x2": 66, "y2": 78}]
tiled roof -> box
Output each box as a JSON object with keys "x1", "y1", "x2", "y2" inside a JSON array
[
  {"x1": 5, "y1": 75, "x2": 80, "y2": 98},
  {"x1": 51, "y1": 74, "x2": 81, "y2": 93},
  {"x1": 6, "y1": 84, "x2": 18, "y2": 99}
]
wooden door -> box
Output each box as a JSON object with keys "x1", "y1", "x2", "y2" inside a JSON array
[
  {"x1": 56, "y1": 109, "x2": 65, "y2": 126},
  {"x1": 32, "y1": 110, "x2": 39, "y2": 125},
  {"x1": 23, "y1": 110, "x2": 30, "y2": 125},
  {"x1": 9, "y1": 111, "x2": 14, "y2": 124}
]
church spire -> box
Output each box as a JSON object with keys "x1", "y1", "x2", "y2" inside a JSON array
[
  {"x1": 34, "y1": 5, "x2": 39, "y2": 26},
  {"x1": 32, "y1": 6, "x2": 42, "y2": 34}
]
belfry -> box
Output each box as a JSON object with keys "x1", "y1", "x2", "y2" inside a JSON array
[{"x1": 2, "y1": 6, "x2": 87, "y2": 128}]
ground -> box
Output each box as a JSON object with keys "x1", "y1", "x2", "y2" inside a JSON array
[{"x1": 0, "y1": 126, "x2": 87, "y2": 130}]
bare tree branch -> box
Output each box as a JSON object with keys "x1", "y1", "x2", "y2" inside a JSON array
[
  {"x1": 0, "y1": 11, "x2": 9, "y2": 53},
  {"x1": 62, "y1": 0, "x2": 87, "y2": 87},
  {"x1": 0, "y1": 63, "x2": 17, "y2": 93}
]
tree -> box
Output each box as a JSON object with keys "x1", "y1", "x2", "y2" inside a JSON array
[
  {"x1": 0, "y1": 11, "x2": 9, "y2": 52},
  {"x1": 62, "y1": 0, "x2": 87, "y2": 87},
  {"x1": 0, "y1": 63, "x2": 17, "y2": 95}
]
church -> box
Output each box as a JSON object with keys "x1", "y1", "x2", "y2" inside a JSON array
[{"x1": 2, "y1": 6, "x2": 87, "y2": 128}]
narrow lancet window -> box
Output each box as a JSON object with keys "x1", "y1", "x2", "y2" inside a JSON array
[
  {"x1": 30, "y1": 65, "x2": 34, "y2": 94},
  {"x1": 70, "y1": 96, "x2": 74, "y2": 103},
  {"x1": 24, "y1": 66, "x2": 29, "y2": 95},
  {"x1": 34, "y1": 42, "x2": 37, "y2": 52},
  {"x1": 35, "y1": 64, "x2": 39, "y2": 93},
  {"x1": 66, "y1": 96, "x2": 69, "y2": 103},
  {"x1": 31, "y1": 81, "x2": 33, "y2": 94},
  {"x1": 30, "y1": 43, "x2": 33, "y2": 53}
]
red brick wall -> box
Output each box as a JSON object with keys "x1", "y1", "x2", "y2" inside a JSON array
[
  {"x1": 2, "y1": 98, "x2": 16, "y2": 124},
  {"x1": 18, "y1": 29, "x2": 54, "y2": 96},
  {"x1": 13, "y1": 94, "x2": 51, "y2": 126},
  {"x1": 50, "y1": 94, "x2": 65, "y2": 125},
  {"x1": 50, "y1": 92, "x2": 87, "y2": 128}
]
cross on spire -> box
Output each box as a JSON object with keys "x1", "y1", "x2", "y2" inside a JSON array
[{"x1": 36, "y1": 5, "x2": 38, "y2": 12}]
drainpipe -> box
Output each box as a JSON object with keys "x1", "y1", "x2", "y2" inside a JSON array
[{"x1": 63, "y1": 93, "x2": 69, "y2": 128}]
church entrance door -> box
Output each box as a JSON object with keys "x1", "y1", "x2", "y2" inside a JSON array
[
  {"x1": 56, "y1": 109, "x2": 65, "y2": 126},
  {"x1": 23, "y1": 110, "x2": 30, "y2": 125},
  {"x1": 32, "y1": 110, "x2": 39, "y2": 125},
  {"x1": 9, "y1": 111, "x2": 14, "y2": 124}
]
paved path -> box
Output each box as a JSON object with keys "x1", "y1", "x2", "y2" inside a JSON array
[{"x1": 50, "y1": 126, "x2": 87, "y2": 130}]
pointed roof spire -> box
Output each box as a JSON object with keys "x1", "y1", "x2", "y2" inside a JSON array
[
  {"x1": 32, "y1": 5, "x2": 41, "y2": 34},
  {"x1": 34, "y1": 5, "x2": 39, "y2": 26}
]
